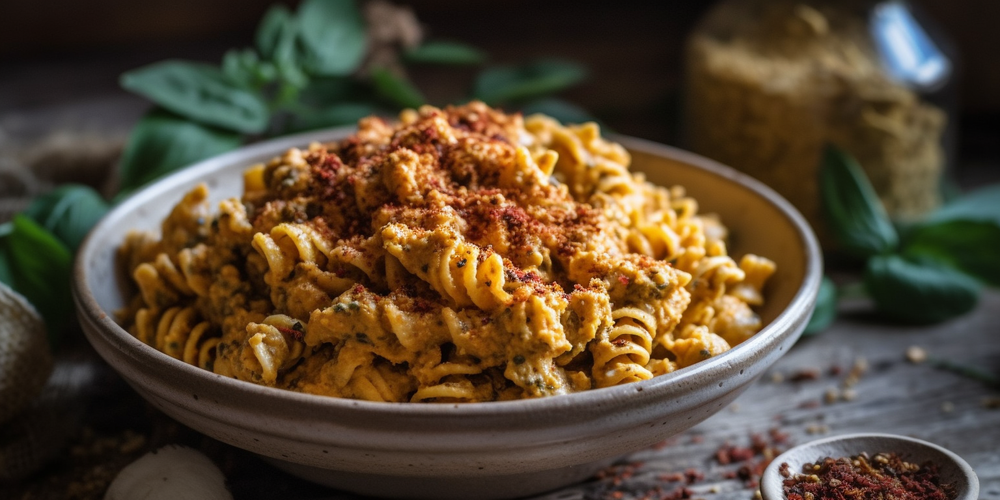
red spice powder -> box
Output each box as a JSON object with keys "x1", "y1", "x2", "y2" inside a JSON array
[{"x1": 781, "y1": 452, "x2": 954, "y2": 500}]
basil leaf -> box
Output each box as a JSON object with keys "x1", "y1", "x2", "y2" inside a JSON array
[
  {"x1": 519, "y1": 98, "x2": 598, "y2": 125},
  {"x1": 23, "y1": 184, "x2": 109, "y2": 252},
  {"x1": 256, "y1": 4, "x2": 294, "y2": 60},
  {"x1": 0, "y1": 215, "x2": 73, "y2": 345},
  {"x1": 472, "y1": 59, "x2": 586, "y2": 105},
  {"x1": 276, "y1": 63, "x2": 310, "y2": 96},
  {"x1": 0, "y1": 225, "x2": 12, "y2": 286},
  {"x1": 803, "y1": 275, "x2": 837, "y2": 335},
  {"x1": 903, "y1": 219, "x2": 1000, "y2": 287},
  {"x1": 926, "y1": 184, "x2": 1000, "y2": 226},
  {"x1": 296, "y1": 0, "x2": 368, "y2": 77},
  {"x1": 865, "y1": 254, "x2": 979, "y2": 324},
  {"x1": 298, "y1": 76, "x2": 368, "y2": 107},
  {"x1": 819, "y1": 145, "x2": 898, "y2": 258},
  {"x1": 119, "y1": 109, "x2": 243, "y2": 193},
  {"x1": 268, "y1": 8, "x2": 310, "y2": 91},
  {"x1": 371, "y1": 68, "x2": 425, "y2": 109},
  {"x1": 287, "y1": 102, "x2": 383, "y2": 133},
  {"x1": 403, "y1": 41, "x2": 487, "y2": 65},
  {"x1": 222, "y1": 49, "x2": 276, "y2": 90},
  {"x1": 120, "y1": 60, "x2": 270, "y2": 133}
]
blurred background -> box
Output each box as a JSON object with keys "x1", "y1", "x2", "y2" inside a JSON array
[{"x1": 1, "y1": 0, "x2": 997, "y2": 193}]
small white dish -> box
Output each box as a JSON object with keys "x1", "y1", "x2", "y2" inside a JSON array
[{"x1": 761, "y1": 433, "x2": 979, "y2": 500}]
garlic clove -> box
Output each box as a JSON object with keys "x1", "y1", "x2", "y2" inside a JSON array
[
  {"x1": 104, "y1": 445, "x2": 233, "y2": 500},
  {"x1": 0, "y1": 281, "x2": 52, "y2": 425}
]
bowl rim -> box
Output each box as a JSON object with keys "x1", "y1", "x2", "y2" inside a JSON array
[
  {"x1": 759, "y1": 432, "x2": 980, "y2": 500},
  {"x1": 73, "y1": 126, "x2": 823, "y2": 418}
]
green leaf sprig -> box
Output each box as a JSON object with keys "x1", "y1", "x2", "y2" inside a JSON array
[
  {"x1": 819, "y1": 147, "x2": 898, "y2": 257},
  {"x1": 0, "y1": 185, "x2": 110, "y2": 346},
  {"x1": 812, "y1": 145, "x2": 999, "y2": 327}
]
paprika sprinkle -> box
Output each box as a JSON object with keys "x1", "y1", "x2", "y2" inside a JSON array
[{"x1": 780, "y1": 452, "x2": 953, "y2": 500}]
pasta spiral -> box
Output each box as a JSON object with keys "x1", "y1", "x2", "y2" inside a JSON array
[
  {"x1": 132, "y1": 306, "x2": 220, "y2": 371},
  {"x1": 591, "y1": 307, "x2": 656, "y2": 388},
  {"x1": 382, "y1": 223, "x2": 512, "y2": 311}
]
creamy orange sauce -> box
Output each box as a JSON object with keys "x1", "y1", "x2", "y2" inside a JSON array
[{"x1": 119, "y1": 102, "x2": 775, "y2": 402}]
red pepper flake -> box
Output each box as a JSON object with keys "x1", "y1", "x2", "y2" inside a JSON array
[
  {"x1": 789, "y1": 368, "x2": 821, "y2": 382},
  {"x1": 736, "y1": 464, "x2": 754, "y2": 481},
  {"x1": 618, "y1": 275, "x2": 631, "y2": 286},
  {"x1": 782, "y1": 452, "x2": 954, "y2": 500},
  {"x1": 658, "y1": 472, "x2": 685, "y2": 482},
  {"x1": 712, "y1": 430, "x2": 792, "y2": 489},
  {"x1": 683, "y1": 468, "x2": 703, "y2": 484},
  {"x1": 412, "y1": 298, "x2": 435, "y2": 314},
  {"x1": 716, "y1": 443, "x2": 755, "y2": 464},
  {"x1": 662, "y1": 487, "x2": 694, "y2": 500},
  {"x1": 275, "y1": 326, "x2": 303, "y2": 341},
  {"x1": 769, "y1": 428, "x2": 790, "y2": 444}
]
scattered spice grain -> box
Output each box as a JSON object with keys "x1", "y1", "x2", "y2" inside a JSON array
[
  {"x1": 906, "y1": 346, "x2": 928, "y2": 364},
  {"x1": 841, "y1": 388, "x2": 858, "y2": 402},
  {"x1": 824, "y1": 387, "x2": 840, "y2": 405},
  {"x1": 805, "y1": 424, "x2": 829, "y2": 435},
  {"x1": 789, "y1": 368, "x2": 821, "y2": 382}
]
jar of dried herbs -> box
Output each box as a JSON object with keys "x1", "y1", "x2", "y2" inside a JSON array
[{"x1": 682, "y1": 0, "x2": 955, "y2": 230}]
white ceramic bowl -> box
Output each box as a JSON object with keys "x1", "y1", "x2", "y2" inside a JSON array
[
  {"x1": 73, "y1": 128, "x2": 822, "y2": 499},
  {"x1": 761, "y1": 433, "x2": 979, "y2": 500}
]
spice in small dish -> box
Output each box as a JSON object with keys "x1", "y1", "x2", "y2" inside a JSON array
[{"x1": 780, "y1": 451, "x2": 953, "y2": 500}]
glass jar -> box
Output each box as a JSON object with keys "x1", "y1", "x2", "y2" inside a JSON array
[{"x1": 682, "y1": 0, "x2": 956, "y2": 231}]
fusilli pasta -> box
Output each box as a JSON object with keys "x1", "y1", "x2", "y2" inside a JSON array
[{"x1": 119, "y1": 102, "x2": 775, "y2": 402}]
